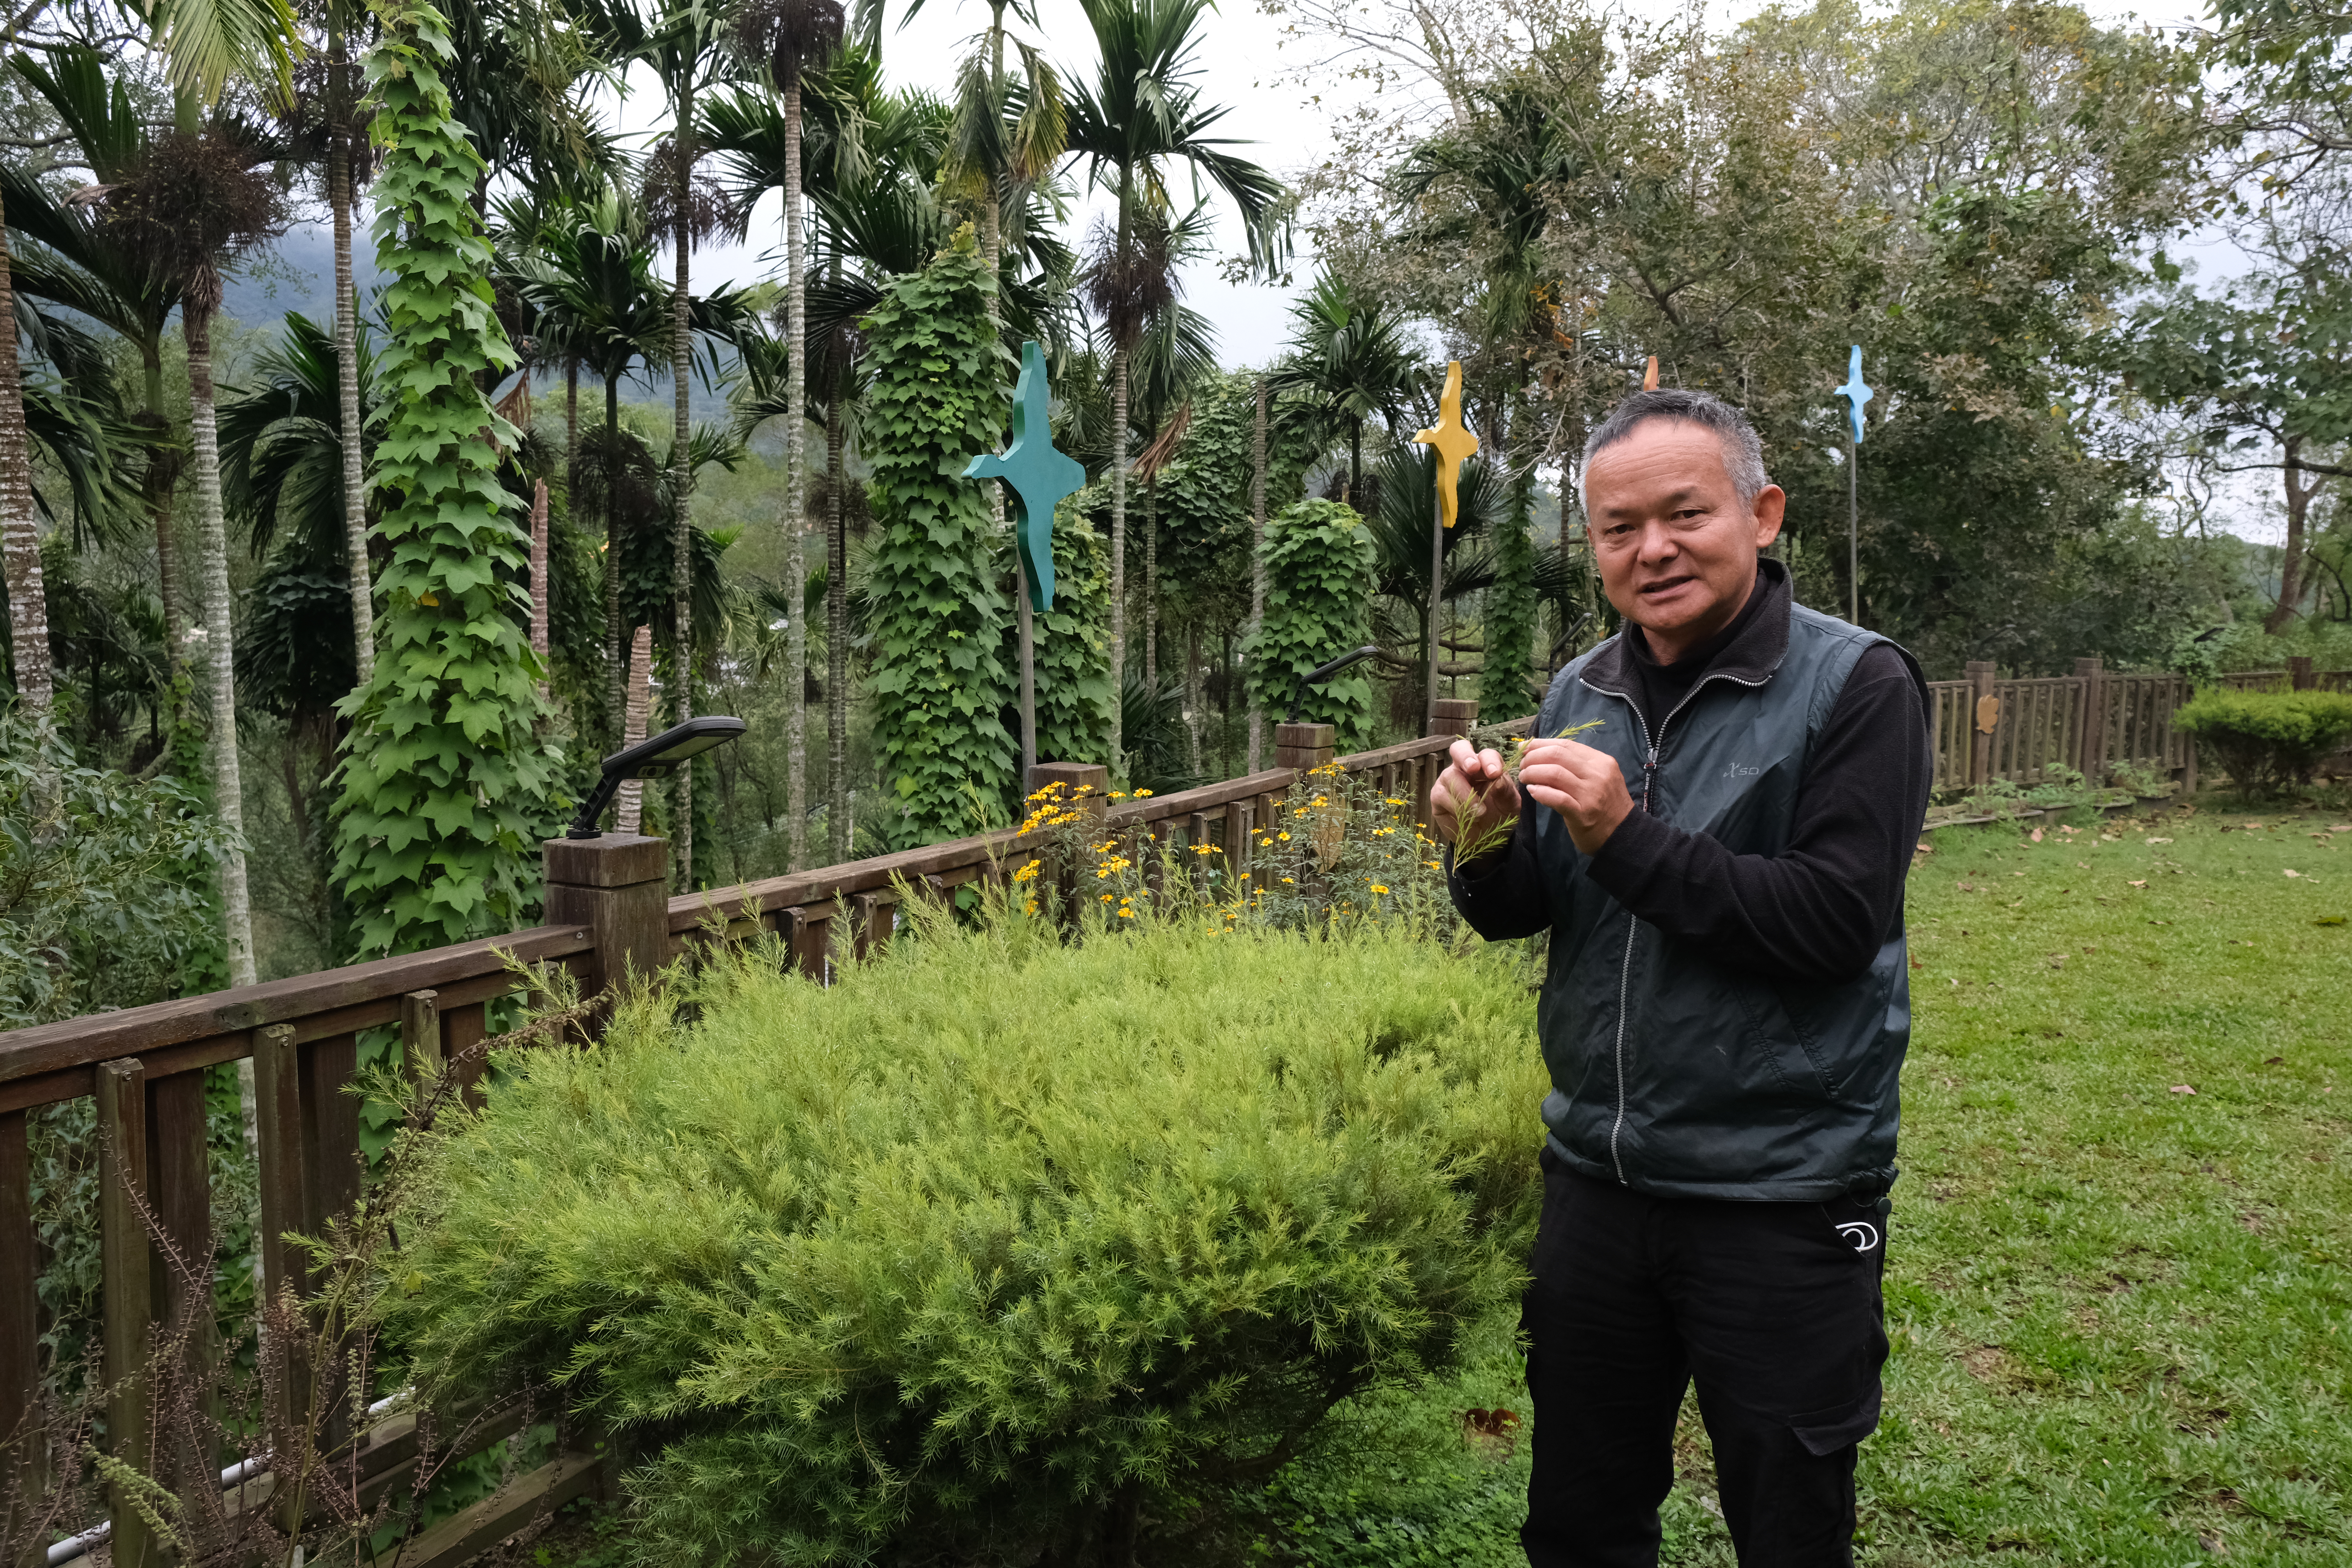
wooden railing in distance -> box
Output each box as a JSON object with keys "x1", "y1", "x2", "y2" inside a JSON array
[{"x1": 0, "y1": 720, "x2": 1524, "y2": 1568}]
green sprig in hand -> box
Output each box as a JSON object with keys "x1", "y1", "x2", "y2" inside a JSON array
[{"x1": 1449, "y1": 719, "x2": 1607, "y2": 865}]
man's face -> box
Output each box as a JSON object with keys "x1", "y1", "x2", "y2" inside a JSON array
[{"x1": 1582, "y1": 418, "x2": 1787, "y2": 658}]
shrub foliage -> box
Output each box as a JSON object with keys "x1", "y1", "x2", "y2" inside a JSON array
[
  {"x1": 386, "y1": 914, "x2": 1544, "y2": 1565},
  {"x1": 2173, "y1": 689, "x2": 2352, "y2": 798},
  {"x1": 1245, "y1": 499, "x2": 1377, "y2": 750}
]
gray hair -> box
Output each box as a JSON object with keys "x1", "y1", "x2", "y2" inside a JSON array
[{"x1": 1579, "y1": 388, "x2": 1771, "y2": 507}]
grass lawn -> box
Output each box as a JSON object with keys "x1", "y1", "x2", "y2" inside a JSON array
[
  {"x1": 1246, "y1": 795, "x2": 2352, "y2": 1567},
  {"x1": 527, "y1": 796, "x2": 2352, "y2": 1566}
]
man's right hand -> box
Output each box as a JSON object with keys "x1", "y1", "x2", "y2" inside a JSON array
[{"x1": 1431, "y1": 737, "x2": 1520, "y2": 866}]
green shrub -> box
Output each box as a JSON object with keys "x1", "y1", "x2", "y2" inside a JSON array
[
  {"x1": 387, "y1": 913, "x2": 1545, "y2": 1566},
  {"x1": 2172, "y1": 689, "x2": 2352, "y2": 799}
]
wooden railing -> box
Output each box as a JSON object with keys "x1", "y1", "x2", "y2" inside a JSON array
[{"x1": 0, "y1": 717, "x2": 1511, "y2": 1568}]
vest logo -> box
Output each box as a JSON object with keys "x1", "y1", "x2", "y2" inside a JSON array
[
  {"x1": 1835, "y1": 1221, "x2": 1880, "y2": 1253},
  {"x1": 1722, "y1": 763, "x2": 1761, "y2": 781}
]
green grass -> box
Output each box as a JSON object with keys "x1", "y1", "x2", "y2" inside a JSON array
[{"x1": 1250, "y1": 798, "x2": 2352, "y2": 1568}]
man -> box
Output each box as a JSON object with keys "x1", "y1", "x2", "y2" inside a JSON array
[{"x1": 1432, "y1": 389, "x2": 1931, "y2": 1568}]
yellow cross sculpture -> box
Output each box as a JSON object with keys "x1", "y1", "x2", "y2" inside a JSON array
[{"x1": 1413, "y1": 360, "x2": 1480, "y2": 527}]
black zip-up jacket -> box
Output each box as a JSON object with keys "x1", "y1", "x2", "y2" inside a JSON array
[{"x1": 1450, "y1": 560, "x2": 1931, "y2": 1200}]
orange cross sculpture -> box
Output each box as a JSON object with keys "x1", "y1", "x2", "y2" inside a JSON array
[{"x1": 1414, "y1": 360, "x2": 1480, "y2": 527}]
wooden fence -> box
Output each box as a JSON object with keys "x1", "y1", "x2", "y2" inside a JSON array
[
  {"x1": 0, "y1": 715, "x2": 1502, "y2": 1568},
  {"x1": 1923, "y1": 657, "x2": 2350, "y2": 796}
]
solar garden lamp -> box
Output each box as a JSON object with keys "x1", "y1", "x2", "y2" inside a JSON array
[{"x1": 567, "y1": 715, "x2": 747, "y2": 839}]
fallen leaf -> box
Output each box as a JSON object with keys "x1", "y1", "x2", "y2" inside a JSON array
[
  {"x1": 2170, "y1": 1084, "x2": 2196, "y2": 1095},
  {"x1": 2047, "y1": 953, "x2": 2067, "y2": 968},
  {"x1": 2029, "y1": 827, "x2": 2044, "y2": 842},
  {"x1": 2316, "y1": 916, "x2": 2346, "y2": 926},
  {"x1": 2077, "y1": 861, "x2": 2091, "y2": 869},
  {"x1": 1957, "y1": 880, "x2": 1977, "y2": 892},
  {"x1": 1909, "y1": 956, "x2": 1925, "y2": 970},
  {"x1": 2284, "y1": 868, "x2": 2302, "y2": 878},
  {"x1": 2148, "y1": 836, "x2": 2173, "y2": 844},
  {"x1": 2128, "y1": 879, "x2": 2148, "y2": 888},
  {"x1": 2199, "y1": 1531, "x2": 2229, "y2": 1557},
  {"x1": 2264, "y1": 1055, "x2": 2284, "y2": 1065},
  {"x1": 2332, "y1": 824, "x2": 2352, "y2": 832}
]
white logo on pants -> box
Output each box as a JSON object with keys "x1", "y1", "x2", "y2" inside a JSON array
[{"x1": 1835, "y1": 1221, "x2": 1880, "y2": 1253}]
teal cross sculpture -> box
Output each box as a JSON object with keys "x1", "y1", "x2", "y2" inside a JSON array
[
  {"x1": 966, "y1": 340, "x2": 1084, "y2": 612},
  {"x1": 1836, "y1": 344, "x2": 1872, "y2": 444}
]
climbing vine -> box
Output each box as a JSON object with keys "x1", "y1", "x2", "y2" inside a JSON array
[
  {"x1": 1011, "y1": 504, "x2": 1113, "y2": 770},
  {"x1": 861, "y1": 227, "x2": 1017, "y2": 842},
  {"x1": 1244, "y1": 499, "x2": 1376, "y2": 750},
  {"x1": 327, "y1": 0, "x2": 558, "y2": 956}
]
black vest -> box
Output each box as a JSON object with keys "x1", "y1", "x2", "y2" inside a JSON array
[{"x1": 1531, "y1": 600, "x2": 1913, "y2": 1200}]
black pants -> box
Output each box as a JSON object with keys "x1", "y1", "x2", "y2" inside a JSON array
[{"x1": 1521, "y1": 1151, "x2": 1890, "y2": 1568}]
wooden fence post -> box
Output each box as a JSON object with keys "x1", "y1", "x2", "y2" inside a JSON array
[
  {"x1": 0, "y1": 1108, "x2": 43, "y2": 1557},
  {"x1": 1274, "y1": 723, "x2": 1336, "y2": 772},
  {"x1": 2290, "y1": 655, "x2": 2315, "y2": 691},
  {"x1": 542, "y1": 835, "x2": 673, "y2": 1006},
  {"x1": 96, "y1": 1059, "x2": 155, "y2": 1568},
  {"x1": 2073, "y1": 656, "x2": 2105, "y2": 783},
  {"x1": 1966, "y1": 661, "x2": 1997, "y2": 789},
  {"x1": 1429, "y1": 698, "x2": 1479, "y2": 738}
]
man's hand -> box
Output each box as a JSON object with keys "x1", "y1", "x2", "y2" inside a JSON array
[
  {"x1": 1431, "y1": 738, "x2": 1518, "y2": 866},
  {"x1": 1518, "y1": 739, "x2": 1635, "y2": 856}
]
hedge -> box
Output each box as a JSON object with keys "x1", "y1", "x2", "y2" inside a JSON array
[{"x1": 2173, "y1": 689, "x2": 2352, "y2": 798}]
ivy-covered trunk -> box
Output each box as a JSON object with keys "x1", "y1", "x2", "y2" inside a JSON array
[
  {"x1": 329, "y1": 0, "x2": 556, "y2": 957},
  {"x1": 1246, "y1": 375, "x2": 1267, "y2": 771},
  {"x1": 1245, "y1": 500, "x2": 1376, "y2": 753},
  {"x1": 782, "y1": 75, "x2": 808, "y2": 870},
  {"x1": 184, "y1": 288, "x2": 255, "y2": 988},
  {"x1": 330, "y1": 39, "x2": 374, "y2": 686},
  {"x1": 1107, "y1": 345, "x2": 1129, "y2": 770},
  {"x1": 861, "y1": 229, "x2": 1015, "y2": 842},
  {"x1": 826, "y1": 380, "x2": 848, "y2": 863},
  {"x1": 0, "y1": 186, "x2": 51, "y2": 720},
  {"x1": 1481, "y1": 392, "x2": 1537, "y2": 718},
  {"x1": 670, "y1": 106, "x2": 695, "y2": 887}
]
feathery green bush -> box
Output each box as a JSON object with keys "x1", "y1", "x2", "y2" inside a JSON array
[
  {"x1": 386, "y1": 913, "x2": 1545, "y2": 1565},
  {"x1": 2173, "y1": 688, "x2": 2352, "y2": 798}
]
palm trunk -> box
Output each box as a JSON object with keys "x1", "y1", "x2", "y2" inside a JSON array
[
  {"x1": 330, "y1": 51, "x2": 373, "y2": 686},
  {"x1": 1245, "y1": 375, "x2": 1267, "y2": 772},
  {"x1": 783, "y1": 76, "x2": 808, "y2": 870},
  {"x1": 617, "y1": 624, "x2": 654, "y2": 832},
  {"x1": 603, "y1": 371, "x2": 623, "y2": 746},
  {"x1": 1185, "y1": 621, "x2": 1202, "y2": 776},
  {"x1": 1108, "y1": 345, "x2": 1129, "y2": 767},
  {"x1": 143, "y1": 348, "x2": 186, "y2": 660},
  {"x1": 826, "y1": 377, "x2": 848, "y2": 862},
  {"x1": 185, "y1": 294, "x2": 254, "y2": 990},
  {"x1": 670, "y1": 110, "x2": 696, "y2": 888},
  {"x1": 0, "y1": 190, "x2": 52, "y2": 720},
  {"x1": 979, "y1": 102, "x2": 1031, "y2": 781},
  {"x1": 2268, "y1": 435, "x2": 2316, "y2": 634},
  {"x1": 564, "y1": 357, "x2": 579, "y2": 504}
]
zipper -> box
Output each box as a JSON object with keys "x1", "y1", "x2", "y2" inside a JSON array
[{"x1": 1578, "y1": 653, "x2": 1772, "y2": 1184}]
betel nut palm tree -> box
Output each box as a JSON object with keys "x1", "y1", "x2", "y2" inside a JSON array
[
  {"x1": 725, "y1": 0, "x2": 843, "y2": 871},
  {"x1": 1062, "y1": 0, "x2": 1283, "y2": 770},
  {"x1": 1267, "y1": 267, "x2": 1420, "y2": 508}
]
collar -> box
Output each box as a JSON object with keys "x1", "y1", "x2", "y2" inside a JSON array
[{"x1": 1584, "y1": 556, "x2": 1794, "y2": 695}]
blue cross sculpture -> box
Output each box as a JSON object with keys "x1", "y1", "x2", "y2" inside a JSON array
[
  {"x1": 965, "y1": 340, "x2": 1084, "y2": 612},
  {"x1": 1836, "y1": 345, "x2": 1872, "y2": 444}
]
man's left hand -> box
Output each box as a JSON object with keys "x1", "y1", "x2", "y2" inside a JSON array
[{"x1": 1518, "y1": 740, "x2": 1635, "y2": 856}]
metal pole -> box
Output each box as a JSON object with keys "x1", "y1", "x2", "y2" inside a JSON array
[
  {"x1": 1427, "y1": 500, "x2": 1444, "y2": 732},
  {"x1": 1017, "y1": 582, "x2": 1036, "y2": 783},
  {"x1": 1848, "y1": 427, "x2": 1859, "y2": 626}
]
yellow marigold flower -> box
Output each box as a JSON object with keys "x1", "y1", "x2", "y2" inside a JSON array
[
  {"x1": 1281, "y1": 876, "x2": 1295, "y2": 884},
  {"x1": 1135, "y1": 789, "x2": 1153, "y2": 797},
  {"x1": 1118, "y1": 908, "x2": 1135, "y2": 917},
  {"x1": 1109, "y1": 791, "x2": 1126, "y2": 800},
  {"x1": 1278, "y1": 832, "x2": 1291, "y2": 841},
  {"x1": 1101, "y1": 893, "x2": 1115, "y2": 902},
  {"x1": 1013, "y1": 860, "x2": 1042, "y2": 882},
  {"x1": 1370, "y1": 884, "x2": 1390, "y2": 895}
]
